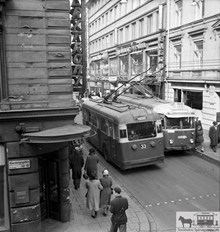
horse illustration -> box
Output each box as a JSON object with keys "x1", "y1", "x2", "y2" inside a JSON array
[{"x1": 179, "y1": 216, "x2": 192, "y2": 228}]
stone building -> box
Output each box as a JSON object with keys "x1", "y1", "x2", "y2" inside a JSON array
[
  {"x1": 0, "y1": 1, "x2": 90, "y2": 232},
  {"x1": 165, "y1": 0, "x2": 220, "y2": 130}
]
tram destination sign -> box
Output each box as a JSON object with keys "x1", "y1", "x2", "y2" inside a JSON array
[{"x1": 9, "y1": 159, "x2": 30, "y2": 170}]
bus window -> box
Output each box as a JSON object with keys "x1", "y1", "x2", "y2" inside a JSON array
[
  {"x1": 91, "y1": 114, "x2": 98, "y2": 127},
  {"x1": 109, "y1": 122, "x2": 114, "y2": 138},
  {"x1": 127, "y1": 122, "x2": 156, "y2": 140},
  {"x1": 100, "y1": 118, "x2": 108, "y2": 135},
  {"x1": 166, "y1": 118, "x2": 181, "y2": 129},
  {"x1": 120, "y1": 129, "x2": 127, "y2": 138},
  {"x1": 182, "y1": 117, "x2": 195, "y2": 129},
  {"x1": 88, "y1": 111, "x2": 91, "y2": 122}
]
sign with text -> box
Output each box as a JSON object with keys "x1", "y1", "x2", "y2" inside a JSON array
[
  {"x1": 176, "y1": 211, "x2": 220, "y2": 232},
  {"x1": 9, "y1": 160, "x2": 30, "y2": 169}
]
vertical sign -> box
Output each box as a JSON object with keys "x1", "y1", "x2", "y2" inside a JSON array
[{"x1": 70, "y1": 0, "x2": 83, "y2": 92}]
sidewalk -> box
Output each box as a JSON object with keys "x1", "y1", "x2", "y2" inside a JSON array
[
  {"x1": 42, "y1": 152, "x2": 150, "y2": 232},
  {"x1": 42, "y1": 129, "x2": 219, "y2": 232},
  {"x1": 194, "y1": 129, "x2": 220, "y2": 166}
]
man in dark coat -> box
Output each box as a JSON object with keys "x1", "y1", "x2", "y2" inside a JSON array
[
  {"x1": 109, "y1": 187, "x2": 129, "y2": 232},
  {"x1": 84, "y1": 148, "x2": 99, "y2": 179},
  {"x1": 209, "y1": 121, "x2": 219, "y2": 152},
  {"x1": 69, "y1": 146, "x2": 84, "y2": 189}
]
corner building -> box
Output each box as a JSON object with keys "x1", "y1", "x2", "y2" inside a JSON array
[
  {"x1": 0, "y1": 1, "x2": 90, "y2": 232},
  {"x1": 166, "y1": 0, "x2": 220, "y2": 130},
  {"x1": 87, "y1": 0, "x2": 167, "y2": 97}
]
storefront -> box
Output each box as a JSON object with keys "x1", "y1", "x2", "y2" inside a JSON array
[{"x1": 0, "y1": 108, "x2": 91, "y2": 232}]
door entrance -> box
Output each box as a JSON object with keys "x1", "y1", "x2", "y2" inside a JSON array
[{"x1": 39, "y1": 154, "x2": 61, "y2": 221}]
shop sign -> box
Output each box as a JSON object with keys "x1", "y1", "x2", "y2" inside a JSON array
[
  {"x1": 109, "y1": 76, "x2": 117, "y2": 82},
  {"x1": 9, "y1": 160, "x2": 30, "y2": 170}
]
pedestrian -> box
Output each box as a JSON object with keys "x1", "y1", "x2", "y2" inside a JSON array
[
  {"x1": 99, "y1": 169, "x2": 113, "y2": 216},
  {"x1": 208, "y1": 121, "x2": 219, "y2": 152},
  {"x1": 195, "y1": 119, "x2": 204, "y2": 152},
  {"x1": 218, "y1": 122, "x2": 220, "y2": 143},
  {"x1": 69, "y1": 145, "x2": 84, "y2": 189},
  {"x1": 84, "y1": 148, "x2": 99, "y2": 179},
  {"x1": 85, "y1": 171, "x2": 103, "y2": 218},
  {"x1": 109, "y1": 187, "x2": 129, "y2": 232}
]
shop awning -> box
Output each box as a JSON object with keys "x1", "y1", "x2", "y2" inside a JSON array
[{"x1": 21, "y1": 124, "x2": 94, "y2": 143}]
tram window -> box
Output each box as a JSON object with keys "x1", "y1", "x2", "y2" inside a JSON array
[
  {"x1": 120, "y1": 129, "x2": 127, "y2": 138},
  {"x1": 91, "y1": 114, "x2": 98, "y2": 127},
  {"x1": 109, "y1": 122, "x2": 114, "y2": 138},
  {"x1": 166, "y1": 118, "x2": 181, "y2": 129},
  {"x1": 157, "y1": 124, "x2": 162, "y2": 133},
  {"x1": 88, "y1": 112, "x2": 91, "y2": 122},
  {"x1": 100, "y1": 118, "x2": 108, "y2": 134},
  {"x1": 182, "y1": 117, "x2": 195, "y2": 129},
  {"x1": 127, "y1": 122, "x2": 156, "y2": 140}
]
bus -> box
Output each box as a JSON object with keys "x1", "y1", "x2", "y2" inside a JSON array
[
  {"x1": 117, "y1": 93, "x2": 197, "y2": 152},
  {"x1": 82, "y1": 99, "x2": 164, "y2": 170}
]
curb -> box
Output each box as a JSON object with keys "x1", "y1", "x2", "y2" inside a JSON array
[{"x1": 193, "y1": 149, "x2": 220, "y2": 166}]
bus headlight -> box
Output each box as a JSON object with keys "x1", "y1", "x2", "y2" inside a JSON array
[
  {"x1": 132, "y1": 144, "x2": 137, "y2": 150},
  {"x1": 169, "y1": 139, "x2": 174, "y2": 145},
  {"x1": 150, "y1": 141, "x2": 156, "y2": 147},
  {"x1": 190, "y1": 139, "x2": 194, "y2": 144}
]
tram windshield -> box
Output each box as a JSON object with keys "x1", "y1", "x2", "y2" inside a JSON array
[
  {"x1": 127, "y1": 122, "x2": 156, "y2": 140},
  {"x1": 166, "y1": 117, "x2": 195, "y2": 129}
]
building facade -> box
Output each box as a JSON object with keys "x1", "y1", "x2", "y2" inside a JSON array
[
  {"x1": 166, "y1": 0, "x2": 220, "y2": 130},
  {"x1": 86, "y1": 0, "x2": 220, "y2": 130},
  {"x1": 0, "y1": 1, "x2": 90, "y2": 232},
  {"x1": 86, "y1": 0, "x2": 166, "y2": 97}
]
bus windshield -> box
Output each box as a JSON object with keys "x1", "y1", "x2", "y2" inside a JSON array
[
  {"x1": 127, "y1": 122, "x2": 156, "y2": 140},
  {"x1": 166, "y1": 117, "x2": 195, "y2": 129}
]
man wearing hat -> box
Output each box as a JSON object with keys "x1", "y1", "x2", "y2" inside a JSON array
[
  {"x1": 69, "y1": 145, "x2": 84, "y2": 189},
  {"x1": 109, "y1": 187, "x2": 129, "y2": 232},
  {"x1": 84, "y1": 148, "x2": 99, "y2": 179},
  {"x1": 209, "y1": 121, "x2": 219, "y2": 152}
]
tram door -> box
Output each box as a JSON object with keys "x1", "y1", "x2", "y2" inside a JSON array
[{"x1": 39, "y1": 155, "x2": 61, "y2": 221}]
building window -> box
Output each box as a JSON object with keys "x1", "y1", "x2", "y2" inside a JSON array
[
  {"x1": 132, "y1": 22, "x2": 137, "y2": 40},
  {"x1": 175, "y1": 0, "x2": 182, "y2": 27},
  {"x1": 119, "y1": 28, "x2": 124, "y2": 44},
  {"x1": 125, "y1": 25, "x2": 130, "y2": 42},
  {"x1": 146, "y1": 50, "x2": 158, "y2": 74},
  {"x1": 0, "y1": 146, "x2": 9, "y2": 230},
  {"x1": 139, "y1": 19, "x2": 144, "y2": 37},
  {"x1": 119, "y1": 55, "x2": 129, "y2": 78},
  {"x1": 131, "y1": 52, "x2": 143, "y2": 76},
  {"x1": 147, "y1": 14, "x2": 152, "y2": 34},
  {"x1": 193, "y1": 40, "x2": 203, "y2": 68},
  {"x1": 110, "y1": 33, "x2": 114, "y2": 46},
  {"x1": 115, "y1": 5, "x2": 118, "y2": 20},
  {"x1": 174, "y1": 89, "x2": 181, "y2": 102},
  {"x1": 174, "y1": 44, "x2": 182, "y2": 69},
  {"x1": 109, "y1": 57, "x2": 118, "y2": 76},
  {"x1": 183, "y1": 90, "x2": 203, "y2": 110},
  {"x1": 194, "y1": 0, "x2": 204, "y2": 20},
  {"x1": 106, "y1": 12, "x2": 108, "y2": 25}
]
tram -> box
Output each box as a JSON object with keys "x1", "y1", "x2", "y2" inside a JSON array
[
  {"x1": 117, "y1": 93, "x2": 197, "y2": 152},
  {"x1": 197, "y1": 214, "x2": 214, "y2": 226},
  {"x1": 82, "y1": 99, "x2": 164, "y2": 170}
]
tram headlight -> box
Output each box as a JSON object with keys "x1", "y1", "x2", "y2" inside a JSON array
[
  {"x1": 132, "y1": 144, "x2": 137, "y2": 150},
  {"x1": 150, "y1": 141, "x2": 156, "y2": 147},
  {"x1": 190, "y1": 139, "x2": 194, "y2": 144},
  {"x1": 169, "y1": 139, "x2": 174, "y2": 145}
]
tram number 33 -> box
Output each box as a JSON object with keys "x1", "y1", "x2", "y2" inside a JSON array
[{"x1": 140, "y1": 144, "x2": 147, "y2": 149}]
